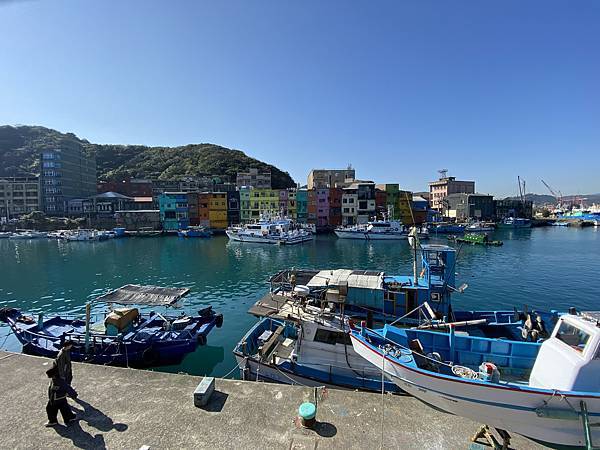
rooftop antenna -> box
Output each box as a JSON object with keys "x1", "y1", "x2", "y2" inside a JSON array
[{"x1": 438, "y1": 168, "x2": 448, "y2": 179}]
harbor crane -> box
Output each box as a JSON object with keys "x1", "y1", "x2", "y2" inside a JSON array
[{"x1": 541, "y1": 179, "x2": 563, "y2": 208}]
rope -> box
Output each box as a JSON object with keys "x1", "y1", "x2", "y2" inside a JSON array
[
  {"x1": 366, "y1": 326, "x2": 456, "y2": 369},
  {"x1": 0, "y1": 329, "x2": 12, "y2": 350},
  {"x1": 389, "y1": 304, "x2": 425, "y2": 326},
  {"x1": 221, "y1": 358, "x2": 246, "y2": 379},
  {"x1": 380, "y1": 347, "x2": 386, "y2": 450}
]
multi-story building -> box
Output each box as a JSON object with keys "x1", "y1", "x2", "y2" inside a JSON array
[
  {"x1": 279, "y1": 189, "x2": 289, "y2": 216},
  {"x1": 307, "y1": 168, "x2": 355, "y2": 190},
  {"x1": 341, "y1": 188, "x2": 358, "y2": 225},
  {"x1": 375, "y1": 188, "x2": 387, "y2": 219},
  {"x1": 316, "y1": 188, "x2": 330, "y2": 228},
  {"x1": 239, "y1": 187, "x2": 252, "y2": 223},
  {"x1": 247, "y1": 188, "x2": 280, "y2": 219},
  {"x1": 187, "y1": 192, "x2": 201, "y2": 226},
  {"x1": 429, "y1": 176, "x2": 475, "y2": 212},
  {"x1": 199, "y1": 193, "x2": 210, "y2": 226},
  {"x1": 227, "y1": 191, "x2": 240, "y2": 225},
  {"x1": 328, "y1": 188, "x2": 343, "y2": 227},
  {"x1": 236, "y1": 168, "x2": 271, "y2": 189},
  {"x1": 158, "y1": 192, "x2": 189, "y2": 231},
  {"x1": 296, "y1": 189, "x2": 308, "y2": 223},
  {"x1": 446, "y1": 193, "x2": 495, "y2": 221},
  {"x1": 342, "y1": 181, "x2": 376, "y2": 224},
  {"x1": 287, "y1": 190, "x2": 297, "y2": 219},
  {"x1": 0, "y1": 176, "x2": 40, "y2": 220},
  {"x1": 40, "y1": 144, "x2": 96, "y2": 215},
  {"x1": 208, "y1": 192, "x2": 228, "y2": 230},
  {"x1": 307, "y1": 190, "x2": 317, "y2": 225},
  {"x1": 494, "y1": 198, "x2": 533, "y2": 220}
]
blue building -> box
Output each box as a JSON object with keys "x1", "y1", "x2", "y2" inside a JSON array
[{"x1": 159, "y1": 192, "x2": 189, "y2": 231}]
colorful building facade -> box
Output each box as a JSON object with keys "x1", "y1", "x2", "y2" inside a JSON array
[{"x1": 159, "y1": 192, "x2": 189, "y2": 231}]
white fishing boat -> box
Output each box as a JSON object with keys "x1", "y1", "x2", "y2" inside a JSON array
[
  {"x1": 465, "y1": 221, "x2": 495, "y2": 232},
  {"x1": 335, "y1": 220, "x2": 429, "y2": 240},
  {"x1": 351, "y1": 312, "x2": 600, "y2": 448},
  {"x1": 9, "y1": 229, "x2": 45, "y2": 239},
  {"x1": 65, "y1": 229, "x2": 99, "y2": 241},
  {"x1": 226, "y1": 215, "x2": 313, "y2": 245}
]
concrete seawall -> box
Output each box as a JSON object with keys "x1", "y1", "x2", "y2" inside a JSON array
[{"x1": 0, "y1": 351, "x2": 546, "y2": 449}]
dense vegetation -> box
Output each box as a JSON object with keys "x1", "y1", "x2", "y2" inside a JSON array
[{"x1": 0, "y1": 125, "x2": 295, "y2": 188}]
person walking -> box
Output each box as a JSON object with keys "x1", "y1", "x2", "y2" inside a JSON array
[
  {"x1": 45, "y1": 365, "x2": 77, "y2": 427},
  {"x1": 55, "y1": 340, "x2": 74, "y2": 388}
]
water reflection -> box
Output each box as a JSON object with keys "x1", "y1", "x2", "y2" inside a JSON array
[{"x1": 1, "y1": 228, "x2": 599, "y2": 376}]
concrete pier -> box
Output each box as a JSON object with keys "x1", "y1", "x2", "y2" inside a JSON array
[{"x1": 0, "y1": 351, "x2": 547, "y2": 449}]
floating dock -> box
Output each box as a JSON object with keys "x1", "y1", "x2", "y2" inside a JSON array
[{"x1": 0, "y1": 350, "x2": 547, "y2": 449}]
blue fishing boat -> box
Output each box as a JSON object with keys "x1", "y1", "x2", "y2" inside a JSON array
[
  {"x1": 237, "y1": 241, "x2": 559, "y2": 393},
  {"x1": 351, "y1": 312, "x2": 600, "y2": 448},
  {"x1": 430, "y1": 223, "x2": 466, "y2": 234},
  {"x1": 497, "y1": 217, "x2": 531, "y2": 229},
  {"x1": 177, "y1": 226, "x2": 212, "y2": 238},
  {"x1": 234, "y1": 314, "x2": 400, "y2": 393},
  {"x1": 0, "y1": 284, "x2": 223, "y2": 367}
]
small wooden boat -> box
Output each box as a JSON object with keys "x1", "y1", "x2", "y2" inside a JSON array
[
  {"x1": 351, "y1": 312, "x2": 600, "y2": 448},
  {"x1": 0, "y1": 284, "x2": 223, "y2": 367}
]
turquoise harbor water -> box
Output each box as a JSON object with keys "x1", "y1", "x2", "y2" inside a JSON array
[{"x1": 1, "y1": 227, "x2": 599, "y2": 377}]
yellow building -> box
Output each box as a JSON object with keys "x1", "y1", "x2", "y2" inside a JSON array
[
  {"x1": 208, "y1": 192, "x2": 228, "y2": 229},
  {"x1": 248, "y1": 188, "x2": 280, "y2": 219}
]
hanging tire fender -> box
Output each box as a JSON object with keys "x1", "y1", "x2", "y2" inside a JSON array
[
  {"x1": 197, "y1": 334, "x2": 207, "y2": 346},
  {"x1": 142, "y1": 347, "x2": 159, "y2": 366},
  {"x1": 215, "y1": 314, "x2": 224, "y2": 328}
]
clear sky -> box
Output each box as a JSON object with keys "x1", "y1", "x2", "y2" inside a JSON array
[{"x1": 1, "y1": 0, "x2": 598, "y2": 196}]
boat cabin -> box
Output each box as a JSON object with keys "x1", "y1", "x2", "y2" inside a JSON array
[{"x1": 529, "y1": 312, "x2": 600, "y2": 392}]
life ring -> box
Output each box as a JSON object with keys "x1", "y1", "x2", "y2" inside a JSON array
[{"x1": 142, "y1": 347, "x2": 160, "y2": 366}]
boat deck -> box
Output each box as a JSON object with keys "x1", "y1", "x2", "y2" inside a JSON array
[{"x1": 0, "y1": 350, "x2": 547, "y2": 449}]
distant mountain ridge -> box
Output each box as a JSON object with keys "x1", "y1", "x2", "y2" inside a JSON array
[
  {"x1": 508, "y1": 193, "x2": 600, "y2": 204},
  {"x1": 0, "y1": 125, "x2": 295, "y2": 189}
]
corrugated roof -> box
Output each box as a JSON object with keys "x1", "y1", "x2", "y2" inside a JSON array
[
  {"x1": 96, "y1": 284, "x2": 190, "y2": 306},
  {"x1": 307, "y1": 269, "x2": 383, "y2": 290}
]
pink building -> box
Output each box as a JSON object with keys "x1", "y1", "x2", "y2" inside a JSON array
[{"x1": 316, "y1": 188, "x2": 330, "y2": 227}]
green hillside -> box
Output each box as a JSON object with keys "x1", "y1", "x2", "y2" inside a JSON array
[{"x1": 0, "y1": 125, "x2": 295, "y2": 189}]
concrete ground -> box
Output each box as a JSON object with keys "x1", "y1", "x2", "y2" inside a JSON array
[{"x1": 0, "y1": 351, "x2": 547, "y2": 449}]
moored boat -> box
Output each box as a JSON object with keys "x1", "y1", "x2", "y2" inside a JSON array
[
  {"x1": 126, "y1": 227, "x2": 163, "y2": 237},
  {"x1": 351, "y1": 312, "x2": 600, "y2": 448},
  {"x1": 465, "y1": 221, "x2": 495, "y2": 232},
  {"x1": 226, "y1": 216, "x2": 313, "y2": 245},
  {"x1": 497, "y1": 217, "x2": 532, "y2": 229},
  {"x1": 178, "y1": 226, "x2": 212, "y2": 238},
  {"x1": 0, "y1": 284, "x2": 223, "y2": 367},
  {"x1": 335, "y1": 220, "x2": 429, "y2": 240}
]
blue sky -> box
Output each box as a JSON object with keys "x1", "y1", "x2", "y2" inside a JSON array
[{"x1": 1, "y1": 0, "x2": 598, "y2": 196}]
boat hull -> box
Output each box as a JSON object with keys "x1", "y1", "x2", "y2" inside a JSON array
[
  {"x1": 334, "y1": 230, "x2": 408, "y2": 240},
  {"x1": 1, "y1": 308, "x2": 223, "y2": 368},
  {"x1": 351, "y1": 333, "x2": 600, "y2": 447},
  {"x1": 226, "y1": 230, "x2": 312, "y2": 245}
]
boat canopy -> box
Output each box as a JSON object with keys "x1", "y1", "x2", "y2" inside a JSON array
[
  {"x1": 96, "y1": 284, "x2": 190, "y2": 306},
  {"x1": 307, "y1": 269, "x2": 384, "y2": 290}
]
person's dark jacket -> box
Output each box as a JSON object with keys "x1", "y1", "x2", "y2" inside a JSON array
[{"x1": 48, "y1": 376, "x2": 77, "y2": 403}]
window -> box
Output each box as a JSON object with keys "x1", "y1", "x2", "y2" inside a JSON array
[{"x1": 555, "y1": 321, "x2": 590, "y2": 353}]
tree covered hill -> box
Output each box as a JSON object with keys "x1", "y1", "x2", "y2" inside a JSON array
[{"x1": 0, "y1": 125, "x2": 295, "y2": 188}]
